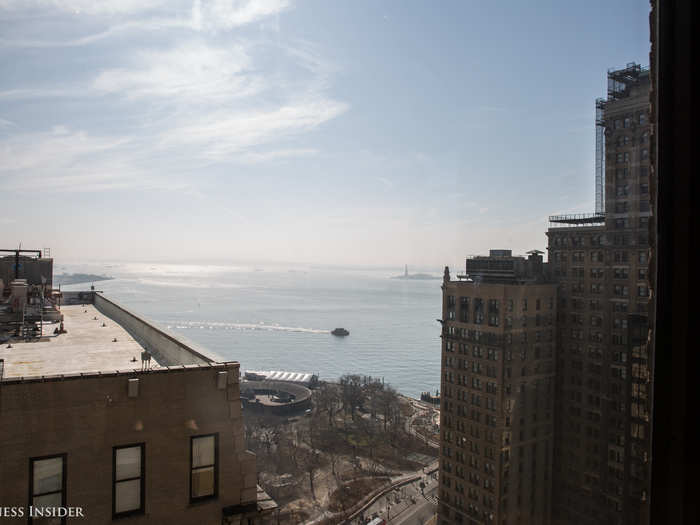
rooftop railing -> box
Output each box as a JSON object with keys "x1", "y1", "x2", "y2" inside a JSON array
[{"x1": 548, "y1": 213, "x2": 606, "y2": 228}]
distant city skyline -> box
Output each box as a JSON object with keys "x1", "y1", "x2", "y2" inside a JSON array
[{"x1": 0, "y1": 1, "x2": 649, "y2": 266}]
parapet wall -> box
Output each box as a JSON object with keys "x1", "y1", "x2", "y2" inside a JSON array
[{"x1": 93, "y1": 293, "x2": 222, "y2": 366}]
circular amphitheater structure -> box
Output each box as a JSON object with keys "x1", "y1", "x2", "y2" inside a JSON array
[{"x1": 240, "y1": 380, "x2": 312, "y2": 416}]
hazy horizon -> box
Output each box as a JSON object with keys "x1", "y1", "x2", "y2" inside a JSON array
[{"x1": 1, "y1": 1, "x2": 649, "y2": 266}]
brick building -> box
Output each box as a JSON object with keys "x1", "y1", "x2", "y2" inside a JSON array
[
  {"x1": 438, "y1": 63, "x2": 651, "y2": 525},
  {"x1": 547, "y1": 63, "x2": 651, "y2": 525},
  {"x1": 0, "y1": 260, "x2": 276, "y2": 524},
  {"x1": 438, "y1": 250, "x2": 557, "y2": 525}
]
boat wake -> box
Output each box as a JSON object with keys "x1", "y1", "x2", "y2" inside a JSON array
[{"x1": 164, "y1": 320, "x2": 328, "y2": 334}]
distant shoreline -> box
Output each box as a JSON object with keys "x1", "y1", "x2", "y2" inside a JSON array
[
  {"x1": 390, "y1": 274, "x2": 440, "y2": 280},
  {"x1": 54, "y1": 273, "x2": 114, "y2": 286}
]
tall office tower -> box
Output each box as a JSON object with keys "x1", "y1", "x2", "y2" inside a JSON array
[
  {"x1": 438, "y1": 250, "x2": 557, "y2": 525},
  {"x1": 547, "y1": 63, "x2": 651, "y2": 525}
]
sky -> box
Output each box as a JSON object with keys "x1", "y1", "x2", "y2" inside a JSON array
[{"x1": 0, "y1": 0, "x2": 650, "y2": 269}]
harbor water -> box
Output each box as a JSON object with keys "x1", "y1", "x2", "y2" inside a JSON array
[{"x1": 58, "y1": 262, "x2": 443, "y2": 398}]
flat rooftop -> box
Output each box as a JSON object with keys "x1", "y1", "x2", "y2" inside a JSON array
[{"x1": 0, "y1": 304, "x2": 162, "y2": 379}]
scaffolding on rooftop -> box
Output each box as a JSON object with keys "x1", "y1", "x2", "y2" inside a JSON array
[
  {"x1": 595, "y1": 98, "x2": 606, "y2": 214},
  {"x1": 607, "y1": 62, "x2": 649, "y2": 101}
]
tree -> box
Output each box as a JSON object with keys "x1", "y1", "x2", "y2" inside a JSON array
[
  {"x1": 316, "y1": 383, "x2": 341, "y2": 427},
  {"x1": 339, "y1": 374, "x2": 365, "y2": 421},
  {"x1": 259, "y1": 423, "x2": 280, "y2": 454},
  {"x1": 299, "y1": 448, "x2": 323, "y2": 500}
]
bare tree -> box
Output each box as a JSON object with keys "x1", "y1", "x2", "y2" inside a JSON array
[
  {"x1": 316, "y1": 383, "x2": 341, "y2": 427},
  {"x1": 298, "y1": 448, "x2": 323, "y2": 500},
  {"x1": 339, "y1": 374, "x2": 365, "y2": 422}
]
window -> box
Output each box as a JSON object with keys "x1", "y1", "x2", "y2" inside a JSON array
[
  {"x1": 487, "y1": 299, "x2": 500, "y2": 327},
  {"x1": 613, "y1": 251, "x2": 629, "y2": 263},
  {"x1": 612, "y1": 302, "x2": 628, "y2": 313},
  {"x1": 113, "y1": 444, "x2": 145, "y2": 517},
  {"x1": 590, "y1": 268, "x2": 604, "y2": 278},
  {"x1": 191, "y1": 434, "x2": 218, "y2": 501},
  {"x1": 460, "y1": 297, "x2": 470, "y2": 322},
  {"x1": 614, "y1": 218, "x2": 629, "y2": 229},
  {"x1": 30, "y1": 454, "x2": 66, "y2": 522},
  {"x1": 613, "y1": 268, "x2": 629, "y2": 280},
  {"x1": 473, "y1": 299, "x2": 484, "y2": 325},
  {"x1": 614, "y1": 201, "x2": 628, "y2": 213},
  {"x1": 623, "y1": 117, "x2": 631, "y2": 128},
  {"x1": 614, "y1": 285, "x2": 629, "y2": 297},
  {"x1": 639, "y1": 112, "x2": 647, "y2": 125}
]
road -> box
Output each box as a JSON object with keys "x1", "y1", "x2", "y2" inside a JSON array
[
  {"x1": 304, "y1": 398, "x2": 440, "y2": 525},
  {"x1": 348, "y1": 470, "x2": 439, "y2": 525}
]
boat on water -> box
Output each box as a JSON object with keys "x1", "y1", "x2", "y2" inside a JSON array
[{"x1": 331, "y1": 328, "x2": 349, "y2": 336}]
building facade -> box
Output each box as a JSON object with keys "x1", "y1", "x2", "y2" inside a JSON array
[
  {"x1": 0, "y1": 255, "x2": 276, "y2": 524},
  {"x1": 547, "y1": 64, "x2": 651, "y2": 525},
  {"x1": 438, "y1": 251, "x2": 557, "y2": 525},
  {"x1": 438, "y1": 63, "x2": 651, "y2": 525}
]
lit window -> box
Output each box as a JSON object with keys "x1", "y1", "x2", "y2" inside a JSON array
[
  {"x1": 113, "y1": 444, "x2": 145, "y2": 517},
  {"x1": 191, "y1": 434, "x2": 218, "y2": 501}
]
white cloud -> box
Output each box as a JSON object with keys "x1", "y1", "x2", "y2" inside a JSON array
[
  {"x1": 195, "y1": 0, "x2": 290, "y2": 29},
  {"x1": 236, "y1": 148, "x2": 317, "y2": 163},
  {"x1": 160, "y1": 99, "x2": 348, "y2": 159},
  {"x1": 0, "y1": 127, "x2": 180, "y2": 192},
  {"x1": 0, "y1": 0, "x2": 166, "y2": 16},
  {"x1": 88, "y1": 37, "x2": 347, "y2": 161},
  {"x1": 0, "y1": 0, "x2": 346, "y2": 191},
  {"x1": 93, "y1": 42, "x2": 262, "y2": 101},
  {"x1": 0, "y1": 128, "x2": 128, "y2": 173},
  {"x1": 0, "y1": 0, "x2": 291, "y2": 39}
]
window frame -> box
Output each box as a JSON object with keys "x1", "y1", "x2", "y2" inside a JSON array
[
  {"x1": 112, "y1": 443, "x2": 146, "y2": 519},
  {"x1": 189, "y1": 433, "x2": 219, "y2": 503},
  {"x1": 29, "y1": 453, "x2": 67, "y2": 525}
]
